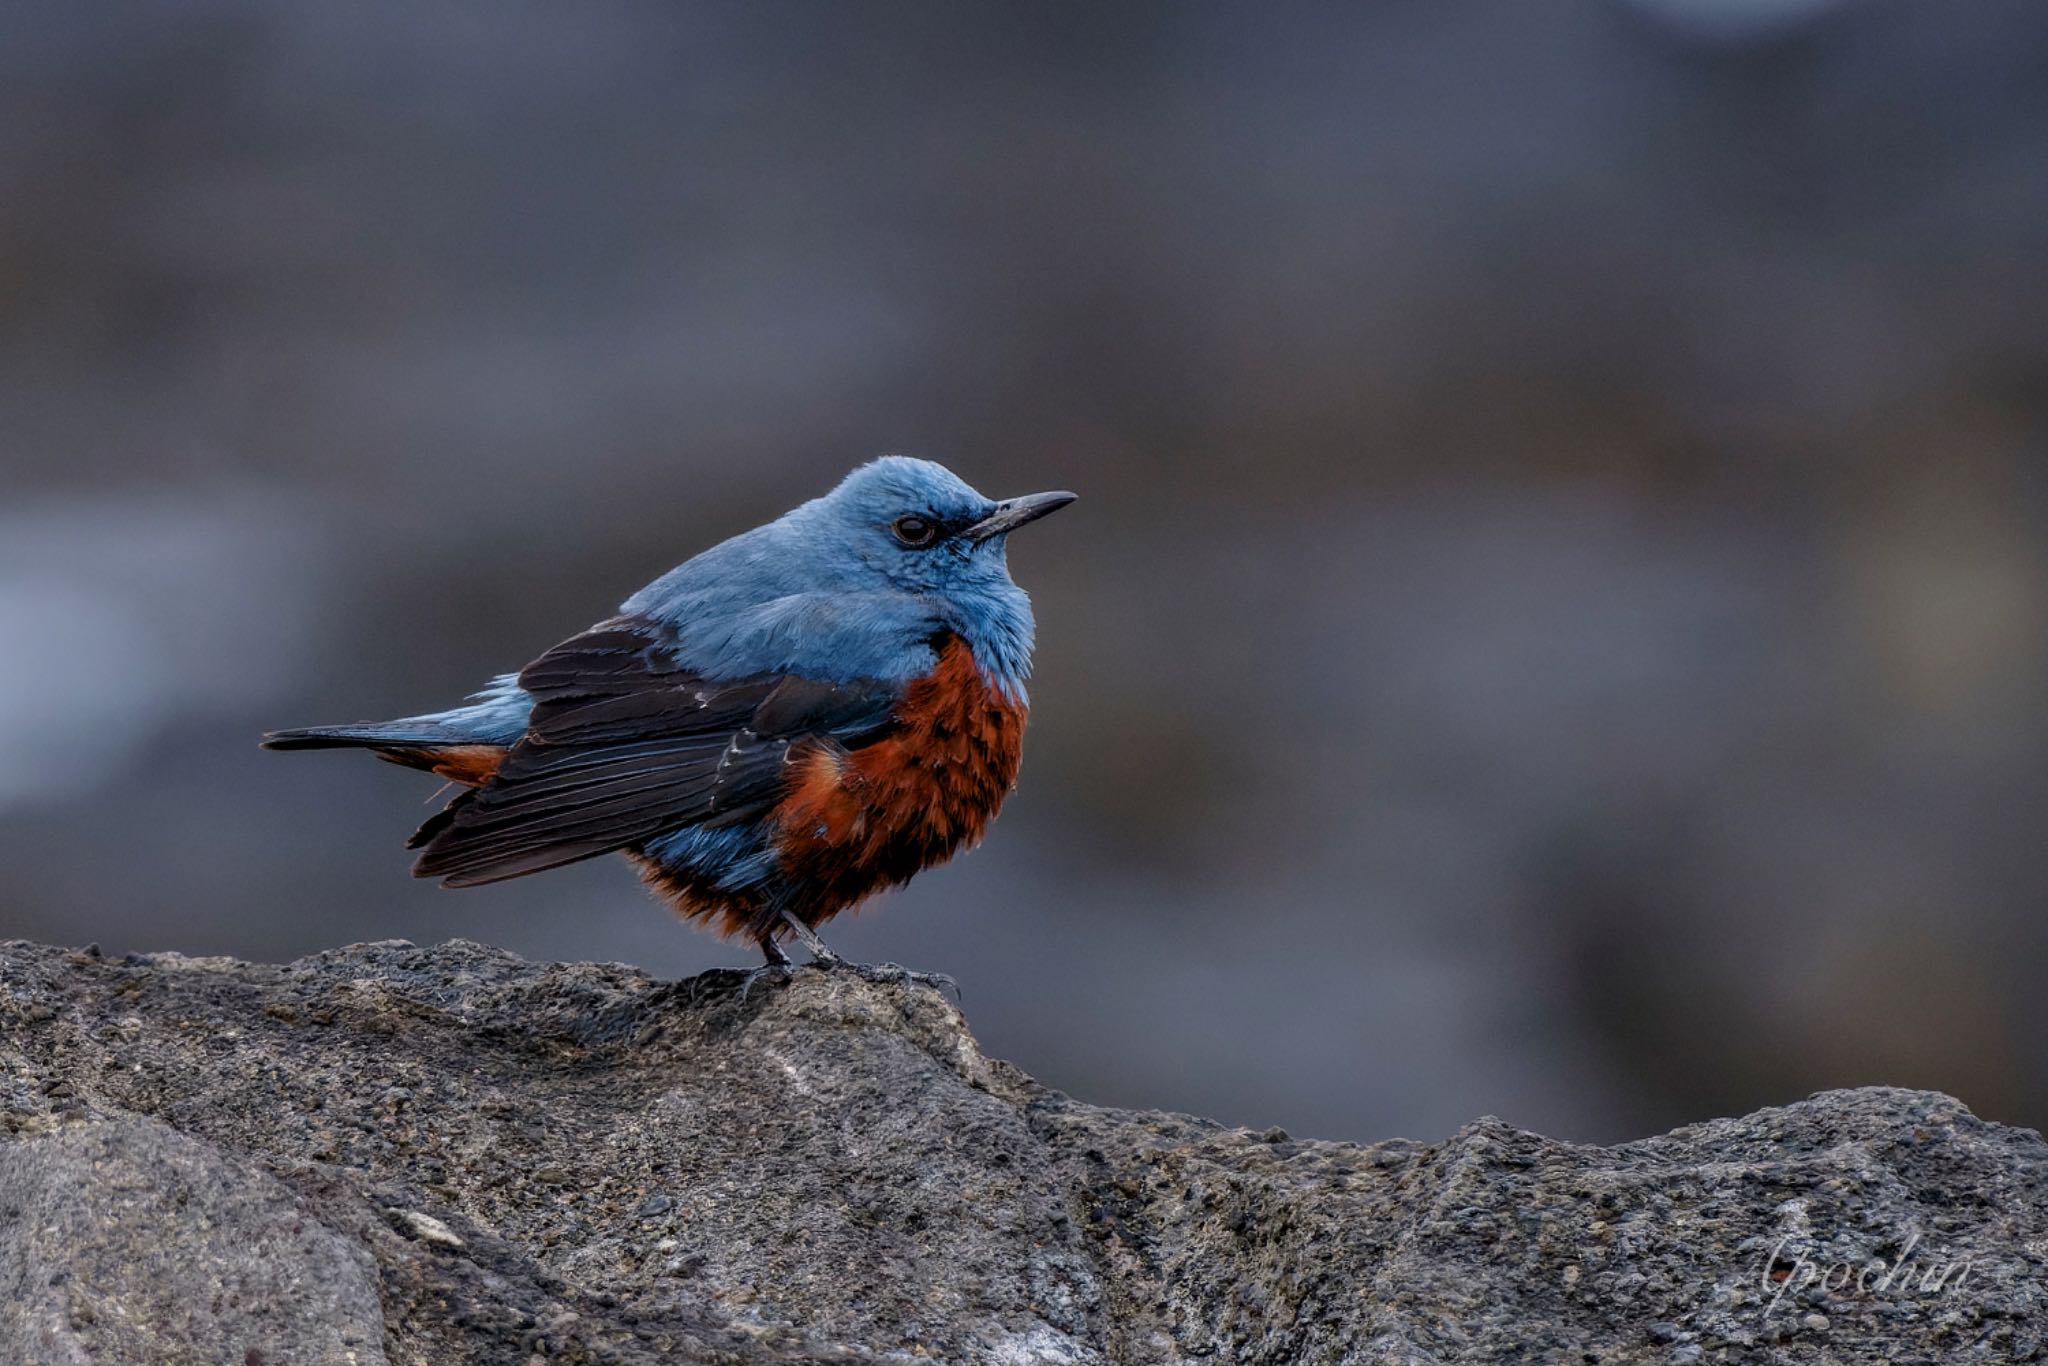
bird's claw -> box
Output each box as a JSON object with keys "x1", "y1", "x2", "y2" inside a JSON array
[
  {"x1": 736, "y1": 962, "x2": 794, "y2": 1004},
  {"x1": 903, "y1": 967, "x2": 962, "y2": 1001},
  {"x1": 768, "y1": 912, "x2": 956, "y2": 997},
  {"x1": 815, "y1": 957, "x2": 961, "y2": 1000}
]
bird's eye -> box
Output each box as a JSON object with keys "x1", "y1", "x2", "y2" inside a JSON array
[{"x1": 891, "y1": 515, "x2": 938, "y2": 547}]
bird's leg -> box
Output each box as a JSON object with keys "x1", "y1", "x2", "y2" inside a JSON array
[
  {"x1": 736, "y1": 929, "x2": 794, "y2": 1003},
  {"x1": 777, "y1": 909, "x2": 841, "y2": 965},
  {"x1": 778, "y1": 909, "x2": 959, "y2": 999}
]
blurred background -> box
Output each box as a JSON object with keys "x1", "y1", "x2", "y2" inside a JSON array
[{"x1": 3, "y1": 0, "x2": 2045, "y2": 1146}]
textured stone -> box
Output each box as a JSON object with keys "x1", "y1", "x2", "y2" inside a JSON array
[
  {"x1": 0, "y1": 1117, "x2": 386, "y2": 1365},
  {"x1": 1, "y1": 937, "x2": 2043, "y2": 1363}
]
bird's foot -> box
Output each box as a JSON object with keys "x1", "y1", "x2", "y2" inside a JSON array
[
  {"x1": 817, "y1": 957, "x2": 962, "y2": 999},
  {"x1": 735, "y1": 961, "x2": 794, "y2": 1004},
  {"x1": 773, "y1": 909, "x2": 958, "y2": 998}
]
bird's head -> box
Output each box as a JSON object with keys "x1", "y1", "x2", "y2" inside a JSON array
[
  {"x1": 803, "y1": 456, "x2": 1076, "y2": 601},
  {"x1": 625, "y1": 456, "x2": 1073, "y2": 693}
]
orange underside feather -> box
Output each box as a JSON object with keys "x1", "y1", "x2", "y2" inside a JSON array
[
  {"x1": 371, "y1": 743, "x2": 507, "y2": 786},
  {"x1": 422, "y1": 745, "x2": 510, "y2": 786},
  {"x1": 635, "y1": 635, "x2": 1026, "y2": 940}
]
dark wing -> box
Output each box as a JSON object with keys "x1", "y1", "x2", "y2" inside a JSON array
[{"x1": 410, "y1": 618, "x2": 901, "y2": 887}]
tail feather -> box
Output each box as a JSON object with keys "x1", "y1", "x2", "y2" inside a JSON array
[
  {"x1": 263, "y1": 676, "x2": 530, "y2": 755},
  {"x1": 263, "y1": 722, "x2": 509, "y2": 786},
  {"x1": 261, "y1": 722, "x2": 473, "y2": 751}
]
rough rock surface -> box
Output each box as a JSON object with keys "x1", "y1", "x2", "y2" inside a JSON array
[{"x1": 0, "y1": 938, "x2": 2043, "y2": 1364}]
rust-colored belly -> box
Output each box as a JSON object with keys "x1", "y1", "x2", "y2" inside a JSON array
[
  {"x1": 630, "y1": 634, "x2": 1028, "y2": 941},
  {"x1": 772, "y1": 635, "x2": 1026, "y2": 926}
]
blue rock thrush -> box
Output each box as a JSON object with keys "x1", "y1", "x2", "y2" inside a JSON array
[{"x1": 264, "y1": 457, "x2": 1074, "y2": 981}]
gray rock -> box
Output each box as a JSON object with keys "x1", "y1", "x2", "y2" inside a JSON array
[
  {"x1": 2, "y1": 937, "x2": 2044, "y2": 1363},
  {"x1": 0, "y1": 1117, "x2": 386, "y2": 1365}
]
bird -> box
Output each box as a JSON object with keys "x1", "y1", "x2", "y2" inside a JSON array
[{"x1": 263, "y1": 457, "x2": 1074, "y2": 982}]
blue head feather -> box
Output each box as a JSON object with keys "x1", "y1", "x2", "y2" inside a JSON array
[{"x1": 623, "y1": 457, "x2": 1050, "y2": 699}]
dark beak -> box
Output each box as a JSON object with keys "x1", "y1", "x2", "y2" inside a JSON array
[{"x1": 965, "y1": 490, "x2": 1077, "y2": 542}]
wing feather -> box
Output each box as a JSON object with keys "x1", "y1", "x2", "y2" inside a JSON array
[{"x1": 411, "y1": 617, "x2": 901, "y2": 886}]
